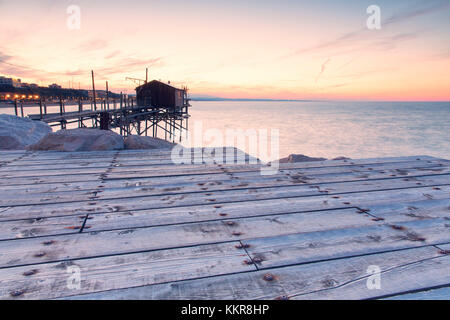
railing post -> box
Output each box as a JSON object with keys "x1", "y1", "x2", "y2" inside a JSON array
[
  {"x1": 14, "y1": 100, "x2": 18, "y2": 116},
  {"x1": 99, "y1": 112, "x2": 110, "y2": 130},
  {"x1": 39, "y1": 99, "x2": 43, "y2": 120},
  {"x1": 59, "y1": 97, "x2": 63, "y2": 115}
]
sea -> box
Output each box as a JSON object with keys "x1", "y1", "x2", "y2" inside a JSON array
[{"x1": 2, "y1": 100, "x2": 449, "y2": 161}]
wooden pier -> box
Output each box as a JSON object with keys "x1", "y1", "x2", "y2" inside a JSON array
[
  {"x1": 24, "y1": 98, "x2": 189, "y2": 142},
  {"x1": 17, "y1": 78, "x2": 192, "y2": 142},
  {"x1": 0, "y1": 150, "x2": 449, "y2": 300},
  {"x1": 28, "y1": 104, "x2": 189, "y2": 140}
]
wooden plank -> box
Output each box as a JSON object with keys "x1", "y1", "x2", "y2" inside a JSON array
[
  {"x1": 1, "y1": 182, "x2": 448, "y2": 222},
  {"x1": 1, "y1": 156, "x2": 446, "y2": 187},
  {"x1": 63, "y1": 246, "x2": 447, "y2": 300},
  {"x1": 0, "y1": 174, "x2": 104, "y2": 187},
  {"x1": 3, "y1": 156, "x2": 441, "y2": 180},
  {"x1": 0, "y1": 215, "x2": 83, "y2": 240},
  {"x1": 71, "y1": 187, "x2": 450, "y2": 232},
  {"x1": 361, "y1": 198, "x2": 450, "y2": 223},
  {"x1": 76, "y1": 173, "x2": 450, "y2": 204},
  {"x1": 11, "y1": 148, "x2": 215, "y2": 163},
  {"x1": 2, "y1": 154, "x2": 439, "y2": 175},
  {"x1": 384, "y1": 286, "x2": 450, "y2": 300},
  {"x1": 7, "y1": 148, "x2": 254, "y2": 167},
  {"x1": 0, "y1": 152, "x2": 30, "y2": 163},
  {"x1": 0, "y1": 242, "x2": 255, "y2": 300},
  {"x1": 245, "y1": 218, "x2": 450, "y2": 269},
  {"x1": 104, "y1": 159, "x2": 448, "y2": 180},
  {"x1": 0, "y1": 161, "x2": 114, "y2": 172},
  {"x1": 294, "y1": 251, "x2": 450, "y2": 300},
  {"x1": 0, "y1": 208, "x2": 376, "y2": 268},
  {"x1": 1, "y1": 161, "x2": 447, "y2": 195}
]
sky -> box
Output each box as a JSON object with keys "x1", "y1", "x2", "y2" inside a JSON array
[{"x1": 0, "y1": 0, "x2": 449, "y2": 101}]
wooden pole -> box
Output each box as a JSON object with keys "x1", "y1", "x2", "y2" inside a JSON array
[
  {"x1": 39, "y1": 99, "x2": 43, "y2": 120},
  {"x1": 100, "y1": 112, "x2": 109, "y2": 130},
  {"x1": 106, "y1": 81, "x2": 110, "y2": 110},
  {"x1": 146, "y1": 68, "x2": 148, "y2": 84},
  {"x1": 20, "y1": 101, "x2": 24, "y2": 118},
  {"x1": 14, "y1": 100, "x2": 18, "y2": 116},
  {"x1": 91, "y1": 70, "x2": 97, "y2": 111},
  {"x1": 59, "y1": 97, "x2": 63, "y2": 115}
]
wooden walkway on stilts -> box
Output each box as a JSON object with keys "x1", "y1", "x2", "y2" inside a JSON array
[{"x1": 0, "y1": 149, "x2": 449, "y2": 300}]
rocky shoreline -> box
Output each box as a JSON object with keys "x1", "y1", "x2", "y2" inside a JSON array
[{"x1": 0, "y1": 114, "x2": 175, "y2": 152}]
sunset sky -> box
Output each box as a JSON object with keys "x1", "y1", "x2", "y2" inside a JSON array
[{"x1": 0, "y1": 0, "x2": 449, "y2": 100}]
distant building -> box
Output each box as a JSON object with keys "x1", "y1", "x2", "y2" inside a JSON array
[
  {"x1": 49, "y1": 83, "x2": 62, "y2": 89},
  {"x1": 0, "y1": 76, "x2": 22, "y2": 88},
  {"x1": 88, "y1": 90, "x2": 108, "y2": 99},
  {"x1": 136, "y1": 80, "x2": 188, "y2": 109},
  {"x1": 21, "y1": 83, "x2": 39, "y2": 89}
]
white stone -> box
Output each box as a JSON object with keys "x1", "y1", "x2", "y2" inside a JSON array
[
  {"x1": 0, "y1": 114, "x2": 52, "y2": 150},
  {"x1": 124, "y1": 135, "x2": 175, "y2": 150},
  {"x1": 28, "y1": 128, "x2": 124, "y2": 152}
]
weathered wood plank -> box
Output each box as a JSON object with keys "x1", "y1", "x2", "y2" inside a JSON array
[
  {"x1": 8, "y1": 169, "x2": 446, "y2": 207},
  {"x1": 1, "y1": 183, "x2": 448, "y2": 222},
  {"x1": 361, "y1": 198, "x2": 450, "y2": 223},
  {"x1": 104, "y1": 159, "x2": 448, "y2": 180},
  {"x1": 0, "y1": 152, "x2": 448, "y2": 300},
  {"x1": 384, "y1": 286, "x2": 450, "y2": 300},
  {"x1": 5, "y1": 148, "x2": 255, "y2": 168},
  {"x1": 1, "y1": 156, "x2": 446, "y2": 187},
  {"x1": 0, "y1": 161, "x2": 114, "y2": 172},
  {"x1": 245, "y1": 218, "x2": 450, "y2": 269},
  {"x1": 73, "y1": 187, "x2": 450, "y2": 232},
  {"x1": 2, "y1": 156, "x2": 444, "y2": 179},
  {"x1": 1, "y1": 161, "x2": 447, "y2": 196},
  {"x1": 81, "y1": 173, "x2": 450, "y2": 203},
  {"x1": 8, "y1": 148, "x2": 241, "y2": 165},
  {"x1": 0, "y1": 215, "x2": 84, "y2": 240},
  {"x1": 295, "y1": 252, "x2": 450, "y2": 300},
  {"x1": 0, "y1": 208, "x2": 376, "y2": 268},
  {"x1": 0, "y1": 174, "x2": 104, "y2": 187},
  {"x1": 63, "y1": 246, "x2": 447, "y2": 300},
  {"x1": 0, "y1": 242, "x2": 255, "y2": 300}
]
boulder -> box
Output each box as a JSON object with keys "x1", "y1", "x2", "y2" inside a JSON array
[
  {"x1": 278, "y1": 154, "x2": 327, "y2": 163},
  {"x1": 124, "y1": 135, "x2": 176, "y2": 150},
  {"x1": 28, "y1": 128, "x2": 124, "y2": 152},
  {"x1": 0, "y1": 114, "x2": 52, "y2": 150},
  {"x1": 332, "y1": 156, "x2": 351, "y2": 161}
]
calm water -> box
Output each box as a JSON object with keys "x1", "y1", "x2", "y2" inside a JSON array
[
  {"x1": 2, "y1": 101, "x2": 449, "y2": 161},
  {"x1": 189, "y1": 101, "x2": 450, "y2": 160}
]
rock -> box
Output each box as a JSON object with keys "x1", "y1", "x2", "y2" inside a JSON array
[
  {"x1": 28, "y1": 128, "x2": 124, "y2": 152},
  {"x1": 124, "y1": 135, "x2": 176, "y2": 150},
  {"x1": 0, "y1": 114, "x2": 52, "y2": 150},
  {"x1": 332, "y1": 156, "x2": 351, "y2": 161},
  {"x1": 278, "y1": 154, "x2": 327, "y2": 163}
]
